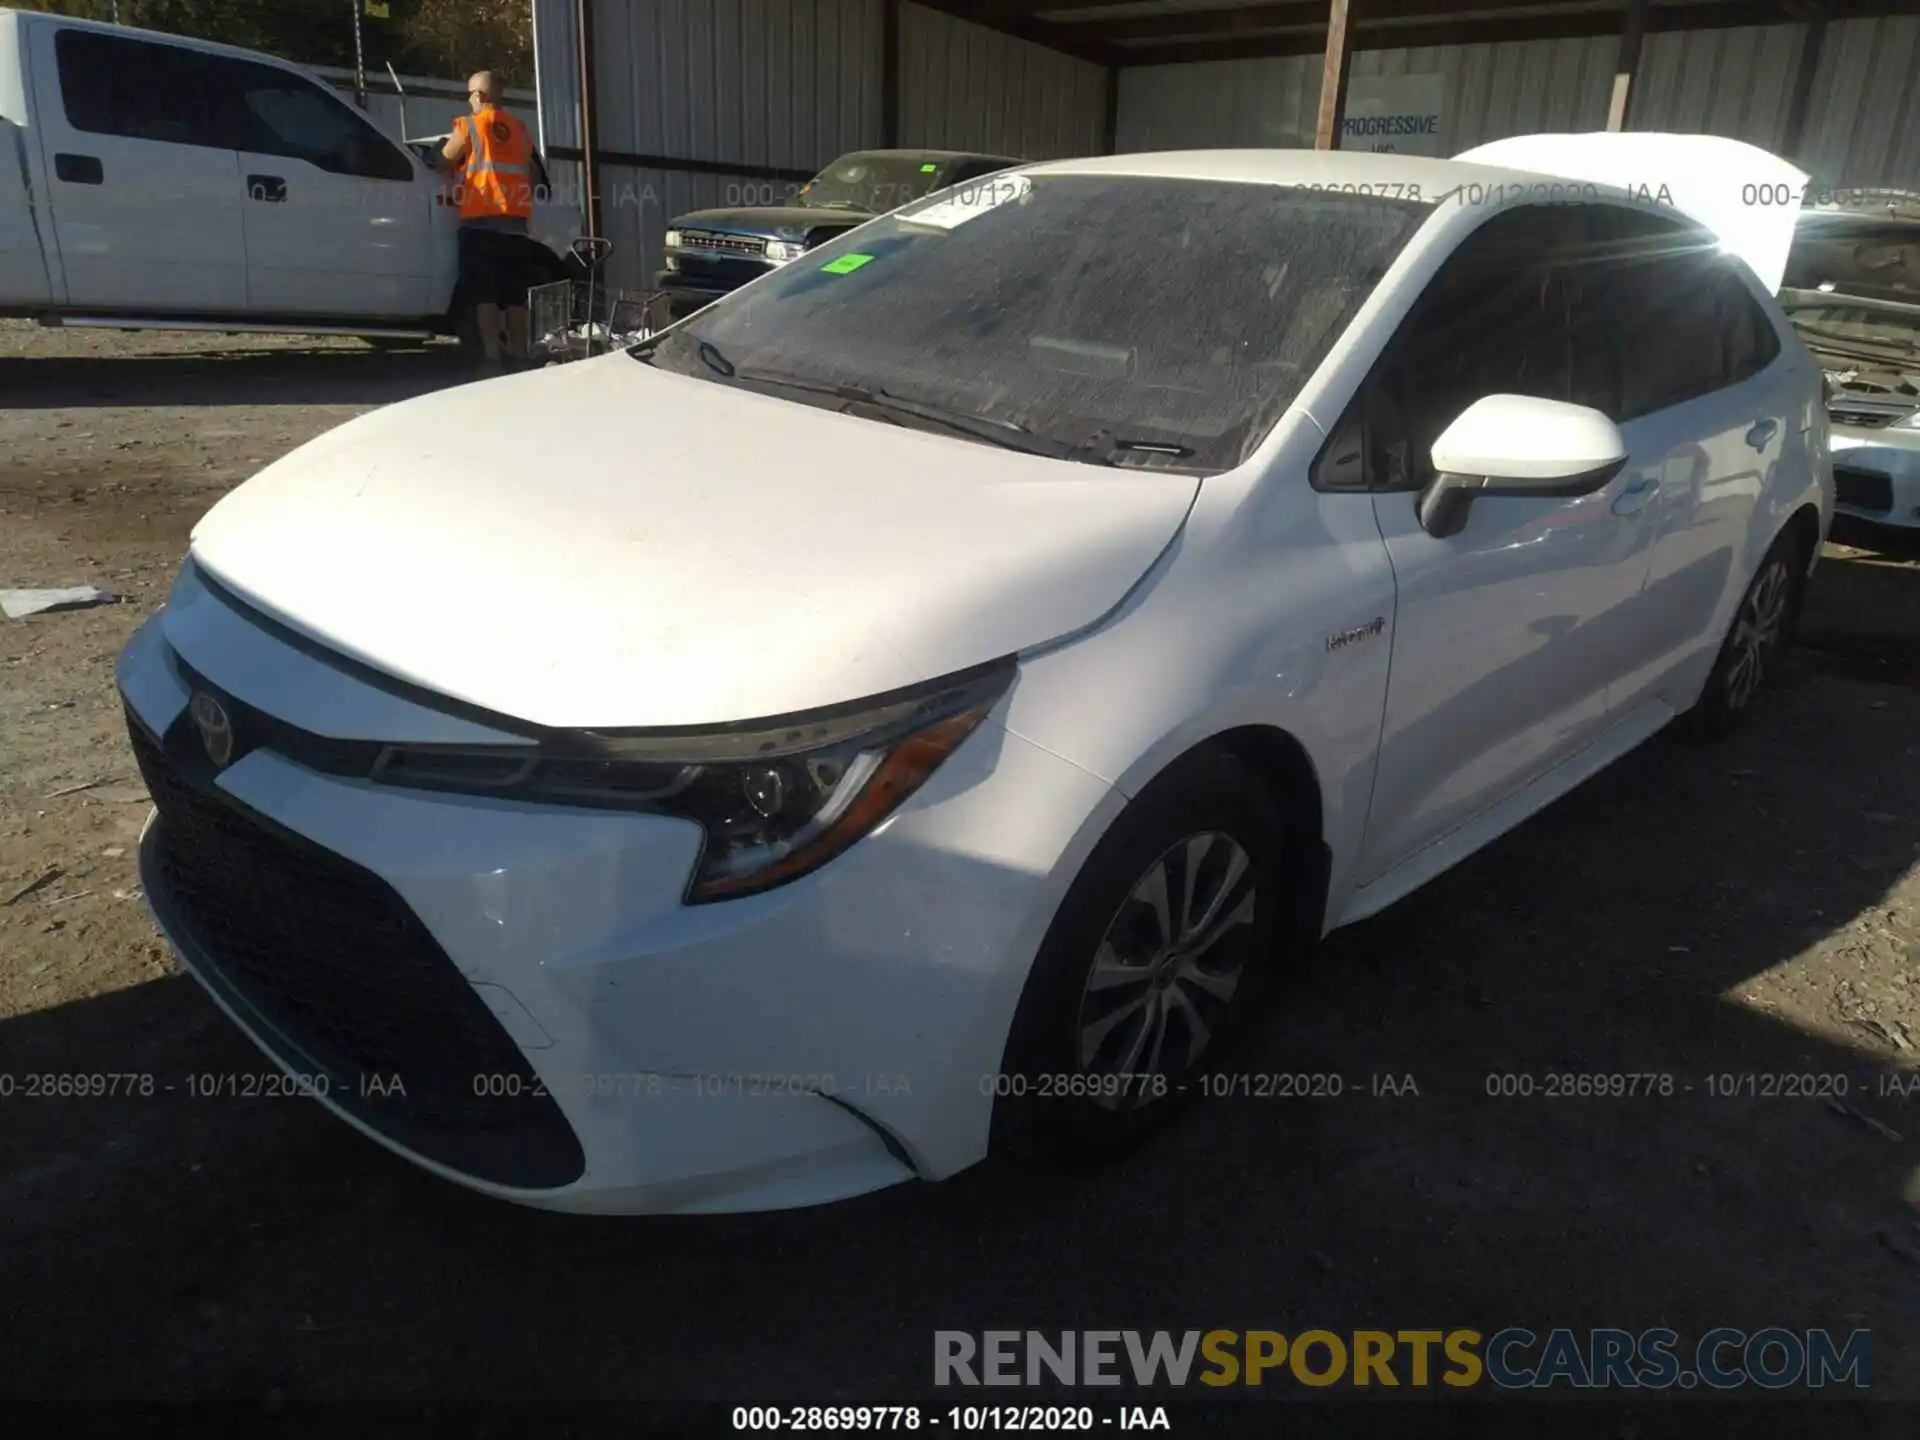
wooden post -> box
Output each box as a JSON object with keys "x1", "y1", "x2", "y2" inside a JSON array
[
  {"x1": 576, "y1": 0, "x2": 602, "y2": 242},
  {"x1": 1314, "y1": 0, "x2": 1355, "y2": 151},
  {"x1": 1606, "y1": 0, "x2": 1648, "y2": 132}
]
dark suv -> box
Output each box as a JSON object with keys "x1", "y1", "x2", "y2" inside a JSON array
[{"x1": 656, "y1": 148, "x2": 1023, "y2": 318}]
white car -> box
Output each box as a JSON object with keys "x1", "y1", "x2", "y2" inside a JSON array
[
  {"x1": 117, "y1": 148, "x2": 1831, "y2": 1215},
  {"x1": 1777, "y1": 193, "x2": 1920, "y2": 545}
]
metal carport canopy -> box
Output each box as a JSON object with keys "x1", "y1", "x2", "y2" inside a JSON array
[{"x1": 915, "y1": 1, "x2": 1919, "y2": 150}]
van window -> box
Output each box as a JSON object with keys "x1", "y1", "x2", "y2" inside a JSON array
[{"x1": 55, "y1": 29, "x2": 224, "y2": 149}]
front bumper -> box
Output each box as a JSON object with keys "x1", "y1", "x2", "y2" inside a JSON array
[
  {"x1": 116, "y1": 572, "x2": 1123, "y2": 1214},
  {"x1": 1830, "y1": 427, "x2": 1920, "y2": 541},
  {"x1": 654, "y1": 273, "x2": 743, "y2": 316}
]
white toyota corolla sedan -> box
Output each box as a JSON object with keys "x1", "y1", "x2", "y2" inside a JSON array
[{"x1": 118, "y1": 149, "x2": 1832, "y2": 1214}]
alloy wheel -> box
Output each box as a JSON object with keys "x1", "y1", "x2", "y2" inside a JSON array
[
  {"x1": 1725, "y1": 557, "x2": 1790, "y2": 710},
  {"x1": 1073, "y1": 831, "x2": 1258, "y2": 1109}
]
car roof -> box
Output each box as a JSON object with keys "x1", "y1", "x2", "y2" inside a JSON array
[
  {"x1": 1018, "y1": 148, "x2": 1597, "y2": 196},
  {"x1": 833, "y1": 148, "x2": 1024, "y2": 166}
]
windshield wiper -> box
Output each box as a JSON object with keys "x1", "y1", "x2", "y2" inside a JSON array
[
  {"x1": 642, "y1": 355, "x2": 1193, "y2": 465},
  {"x1": 808, "y1": 200, "x2": 870, "y2": 212},
  {"x1": 730, "y1": 368, "x2": 1082, "y2": 459}
]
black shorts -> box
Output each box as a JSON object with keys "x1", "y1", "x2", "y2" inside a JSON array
[{"x1": 459, "y1": 225, "x2": 533, "y2": 310}]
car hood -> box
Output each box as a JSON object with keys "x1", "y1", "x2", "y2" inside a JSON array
[
  {"x1": 187, "y1": 357, "x2": 1198, "y2": 730},
  {"x1": 671, "y1": 205, "x2": 869, "y2": 241}
]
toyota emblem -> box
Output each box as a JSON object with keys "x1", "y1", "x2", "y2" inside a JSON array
[{"x1": 189, "y1": 692, "x2": 235, "y2": 768}]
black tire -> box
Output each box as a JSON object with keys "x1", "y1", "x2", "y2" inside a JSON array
[
  {"x1": 1676, "y1": 527, "x2": 1809, "y2": 741},
  {"x1": 991, "y1": 748, "x2": 1287, "y2": 1167}
]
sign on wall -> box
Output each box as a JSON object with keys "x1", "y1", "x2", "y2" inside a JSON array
[{"x1": 1341, "y1": 74, "x2": 1445, "y2": 156}]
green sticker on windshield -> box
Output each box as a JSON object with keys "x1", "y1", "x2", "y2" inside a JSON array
[
  {"x1": 821, "y1": 252, "x2": 874, "y2": 274},
  {"x1": 920, "y1": 163, "x2": 938, "y2": 173}
]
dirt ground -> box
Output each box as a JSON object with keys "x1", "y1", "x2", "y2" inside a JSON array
[{"x1": 2, "y1": 318, "x2": 1918, "y2": 1415}]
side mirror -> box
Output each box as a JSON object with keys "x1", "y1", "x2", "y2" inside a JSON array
[{"x1": 1417, "y1": 394, "x2": 1628, "y2": 538}]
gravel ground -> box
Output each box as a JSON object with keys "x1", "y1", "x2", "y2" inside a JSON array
[{"x1": 1, "y1": 319, "x2": 1917, "y2": 1415}]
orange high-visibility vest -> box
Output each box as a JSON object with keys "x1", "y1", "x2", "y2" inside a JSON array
[{"x1": 456, "y1": 106, "x2": 534, "y2": 222}]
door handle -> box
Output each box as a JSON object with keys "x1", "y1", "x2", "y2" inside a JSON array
[
  {"x1": 247, "y1": 174, "x2": 287, "y2": 203},
  {"x1": 1745, "y1": 418, "x2": 1779, "y2": 450},
  {"x1": 53, "y1": 152, "x2": 102, "y2": 184},
  {"x1": 1611, "y1": 474, "x2": 1660, "y2": 516}
]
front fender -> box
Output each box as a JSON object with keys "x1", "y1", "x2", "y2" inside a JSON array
[{"x1": 1000, "y1": 416, "x2": 1397, "y2": 926}]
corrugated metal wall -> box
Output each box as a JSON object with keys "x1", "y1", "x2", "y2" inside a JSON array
[
  {"x1": 1625, "y1": 23, "x2": 1807, "y2": 149},
  {"x1": 531, "y1": 0, "x2": 1107, "y2": 287},
  {"x1": 531, "y1": 3, "x2": 1920, "y2": 290},
  {"x1": 1797, "y1": 13, "x2": 1920, "y2": 191},
  {"x1": 898, "y1": 2, "x2": 1107, "y2": 159},
  {"x1": 1116, "y1": 37, "x2": 1619, "y2": 155},
  {"x1": 1116, "y1": 16, "x2": 1920, "y2": 192},
  {"x1": 591, "y1": 0, "x2": 885, "y2": 170}
]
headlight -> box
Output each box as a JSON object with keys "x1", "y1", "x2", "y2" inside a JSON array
[
  {"x1": 764, "y1": 239, "x2": 806, "y2": 263},
  {"x1": 370, "y1": 660, "x2": 1014, "y2": 902},
  {"x1": 663, "y1": 229, "x2": 683, "y2": 250}
]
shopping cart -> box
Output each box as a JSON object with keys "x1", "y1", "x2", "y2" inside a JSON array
[{"x1": 529, "y1": 237, "x2": 673, "y2": 364}]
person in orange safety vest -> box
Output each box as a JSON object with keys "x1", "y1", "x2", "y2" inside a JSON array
[{"x1": 442, "y1": 71, "x2": 542, "y2": 373}]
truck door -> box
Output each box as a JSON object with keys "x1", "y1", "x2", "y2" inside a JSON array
[
  {"x1": 0, "y1": 118, "x2": 54, "y2": 306},
  {"x1": 203, "y1": 54, "x2": 433, "y2": 320},
  {"x1": 30, "y1": 22, "x2": 247, "y2": 312}
]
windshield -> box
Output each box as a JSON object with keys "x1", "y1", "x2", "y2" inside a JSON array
[
  {"x1": 638, "y1": 174, "x2": 1429, "y2": 473},
  {"x1": 799, "y1": 153, "x2": 972, "y2": 213}
]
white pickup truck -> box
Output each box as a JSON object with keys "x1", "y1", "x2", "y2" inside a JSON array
[{"x1": 0, "y1": 7, "x2": 575, "y2": 347}]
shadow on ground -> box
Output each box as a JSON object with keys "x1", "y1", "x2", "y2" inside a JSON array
[
  {"x1": 0, "y1": 344, "x2": 471, "y2": 410},
  {"x1": 1, "y1": 565, "x2": 1917, "y2": 1413}
]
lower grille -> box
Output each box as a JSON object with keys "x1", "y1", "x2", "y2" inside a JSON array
[
  {"x1": 128, "y1": 713, "x2": 584, "y2": 1189},
  {"x1": 1831, "y1": 407, "x2": 1899, "y2": 430},
  {"x1": 1835, "y1": 465, "x2": 1894, "y2": 515}
]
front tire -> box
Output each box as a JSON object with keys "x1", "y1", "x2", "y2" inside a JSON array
[
  {"x1": 992, "y1": 748, "x2": 1286, "y2": 1166},
  {"x1": 1677, "y1": 528, "x2": 1807, "y2": 740}
]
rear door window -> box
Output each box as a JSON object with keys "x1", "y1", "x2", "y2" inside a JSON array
[
  {"x1": 54, "y1": 29, "x2": 226, "y2": 149},
  {"x1": 1577, "y1": 206, "x2": 1777, "y2": 417}
]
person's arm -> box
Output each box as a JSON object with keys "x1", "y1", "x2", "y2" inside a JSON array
[{"x1": 442, "y1": 116, "x2": 470, "y2": 166}]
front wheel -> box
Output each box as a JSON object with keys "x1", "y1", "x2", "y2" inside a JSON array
[
  {"x1": 992, "y1": 748, "x2": 1285, "y2": 1165},
  {"x1": 1677, "y1": 529, "x2": 1807, "y2": 740}
]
